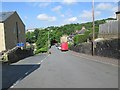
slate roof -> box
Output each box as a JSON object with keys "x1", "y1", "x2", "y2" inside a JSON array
[{"x1": 0, "y1": 11, "x2": 15, "y2": 22}]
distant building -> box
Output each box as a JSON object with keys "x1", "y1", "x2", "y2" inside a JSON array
[
  {"x1": 60, "y1": 35, "x2": 68, "y2": 43},
  {"x1": 0, "y1": 11, "x2": 26, "y2": 52},
  {"x1": 68, "y1": 34, "x2": 74, "y2": 43},
  {"x1": 75, "y1": 26, "x2": 86, "y2": 35},
  {"x1": 68, "y1": 26, "x2": 86, "y2": 43},
  {"x1": 26, "y1": 28, "x2": 35, "y2": 33},
  {"x1": 79, "y1": 26, "x2": 86, "y2": 34}
]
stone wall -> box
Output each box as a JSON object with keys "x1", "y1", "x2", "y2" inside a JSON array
[
  {"x1": 7, "y1": 47, "x2": 34, "y2": 63},
  {"x1": 95, "y1": 39, "x2": 119, "y2": 59},
  {"x1": 70, "y1": 43, "x2": 92, "y2": 55},
  {"x1": 70, "y1": 39, "x2": 119, "y2": 59}
]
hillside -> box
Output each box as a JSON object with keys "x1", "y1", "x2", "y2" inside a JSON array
[{"x1": 26, "y1": 18, "x2": 116, "y2": 53}]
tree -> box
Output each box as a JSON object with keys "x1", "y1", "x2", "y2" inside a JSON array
[
  {"x1": 26, "y1": 17, "x2": 115, "y2": 53},
  {"x1": 34, "y1": 29, "x2": 40, "y2": 42},
  {"x1": 36, "y1": 30, "x2": 48, "y2": 49},
  {"x1": 26, "y1": 32, "x2": 36, "y2": 43}
]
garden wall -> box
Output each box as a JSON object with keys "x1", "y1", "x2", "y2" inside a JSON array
[{"x1": 69, "y1": 39, "x2": 119, "y2": 59}]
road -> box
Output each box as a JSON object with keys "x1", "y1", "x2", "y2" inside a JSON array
[{"x1": 2, "y1": 46, "x2": 118, "y2": 89}]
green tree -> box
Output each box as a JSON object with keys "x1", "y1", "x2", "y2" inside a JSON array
[
  {"x1": 27, "y1": 17, "x2": 115, "y2": 53},
  {"x1": 34, "y1": 29, "x2": 40, "y2": 42},
  {"x1": 26, "y1": 32, "x2": 36, "y2": 43}
]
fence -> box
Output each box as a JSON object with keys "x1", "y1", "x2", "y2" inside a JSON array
[{"x1": 98, "y1": 20, "x2": 119, "y2": 39}]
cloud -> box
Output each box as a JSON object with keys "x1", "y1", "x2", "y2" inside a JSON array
[
  {"x1": 96, "y1": 3, "x2": 113, "y2": 11},
  {"x1": 33, "y1": 2, "x2": 38, "y2": 7},
  {"x1": 109, "y1": 6, "x2": 118, "y2": 18},
  {"x1": 80, "y1": 10, "x2": 92, "y2": 19},
  {"x1": 62, "y1": 0, "x2": 77, "y2": 5},
  {"x1": 112, "y1": 6, "x2": 118, "y2": 12},
  {"x1": 96, "y1": 3, "x2": 118, "y2": 19},
  {"x1": 37, "y1": 14, "x2": 56, "y2": 22},
  {"x1": 68, "y1": 17, "x2": 78, "y2": 22},
  {"x1": 62, "y1": 17, "x2": 78, "y2": 25},
  {"x1": 52, "y1": 5, "x2": 62, "y2": 12},
  {"x1": 65, "y1": 17, "x2": 78, "y2": 24},
  {"x1": 24, "y1": 16, "x2": 28, "y2": 20},
  {"x1": 29, "y1": 0, "x2": 52, "y2": 2},
  {"x1": 109, "y1": 14, "x2": 116, "y2": 18},
  {"x1": 95, "y1": 11, "x2": 101, "y2": 16},
  {"x1": 61, "y1": 14, "x2": 65, "y2": 17},
  {"x1": 64, "y1": 9, "x2": 73, "y2": 17},
  {"x1": 79, "y1": 10, "x2": 101, "y2": 19},
  {"x1": 39, "y1": 2, "x2": 50, "y2": 8}
]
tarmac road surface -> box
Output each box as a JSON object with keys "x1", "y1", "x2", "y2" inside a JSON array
[{"x1": 2, "y1": 46, "x2": 118, "y2": 89}]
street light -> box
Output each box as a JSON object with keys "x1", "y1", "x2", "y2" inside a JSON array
[{"x1": 92, "y1": 0, "x2": 95, "y2": 56}]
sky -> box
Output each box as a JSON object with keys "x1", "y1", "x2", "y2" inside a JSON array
[{"x1": 1, "y1": 1, "x2": 118, "y2": 29}]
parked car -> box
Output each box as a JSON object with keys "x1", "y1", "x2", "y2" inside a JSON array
[{"x1": 57, "y1": 46, "x2": 61, "y2": 50}]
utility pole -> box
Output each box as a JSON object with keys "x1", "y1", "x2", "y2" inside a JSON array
[
  {"x1": 92, "y1": 0, "x2": 95, "y2": 56},
  {"x1": 47, "y1": 28, "x2": 52, "y2": 54},
  {"x1": 48, "y1": 28, "x2": 50, "y2": 51}
]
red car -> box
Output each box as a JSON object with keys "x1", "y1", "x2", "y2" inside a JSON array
[{"x1": 61, "y1": 42, "x2": 68, "y2": 51}]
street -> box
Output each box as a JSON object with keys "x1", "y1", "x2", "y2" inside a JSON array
[{"x1": 2, "y1": 46, "x2": 118, "y2": 89}]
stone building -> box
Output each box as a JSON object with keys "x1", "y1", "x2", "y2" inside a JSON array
[{"x1": 0, "y1": 11, "x2": 26, "y2": 52}]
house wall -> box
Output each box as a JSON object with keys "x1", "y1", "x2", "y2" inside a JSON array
[
  {"x1": 116, "y1": 13, "x2": 120, "y2": 20},
  {"x1": 0, "y1": 23, "x2": 6, "y2": 52},
  {"x1": 98, "y1": 20, "x2": 119, "y2": 39},
  {"x1": 4, "y1": 12, "x2": 26, "y2": 50}
]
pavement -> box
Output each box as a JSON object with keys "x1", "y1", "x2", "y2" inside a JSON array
[
  {"x1": 2, "y1": 46, "x2": 118, "y2": 89},
  {"x1": 69, "y1": 50, "x2": 118, "y2": 67},
  {"x1": 2, "y1": 53, "x2": 48, "y2": 89}
]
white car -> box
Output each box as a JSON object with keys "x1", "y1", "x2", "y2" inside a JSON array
[{"x1": 57, "y1": 46, "x2": 61, "y2": 50}]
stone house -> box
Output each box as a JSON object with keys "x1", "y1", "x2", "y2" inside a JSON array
[{"x1": 0, "y1": 11, "x2": 26, "y2": 52}]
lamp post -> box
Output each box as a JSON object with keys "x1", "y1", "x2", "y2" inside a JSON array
[{"x1": 92, "y1": 0, "x2": 95, "y2": 56}]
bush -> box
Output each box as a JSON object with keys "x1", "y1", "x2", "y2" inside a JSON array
[
  {"x1": 68, "y1": 43, "x2": 73, "y2": 48},
  {"x1": 73, "y1": 30, "x2": 91, "y2": 45},
  {"x1": 35, "y1": 46, "x2": 48, "y2": 54},
  {"x1": 74, "y1": 34, "x2": 87, "y2": 44}
]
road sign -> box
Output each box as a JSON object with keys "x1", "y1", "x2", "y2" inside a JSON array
[{"x1": 17, "y1": 43, "x2": 24, "y2": 47}]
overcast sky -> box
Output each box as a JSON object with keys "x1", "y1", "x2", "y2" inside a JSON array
[{"x1": 1, "y1": 1, "x2": 118, "y2": 29}]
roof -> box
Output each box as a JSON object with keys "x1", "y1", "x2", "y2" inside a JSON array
[
  {"x1": 0, "y1": 11, "x2": 25, "y2": 26},
  {"x1": 0, "y1": 11, "x2": 15, "y2": 22},
  {"x1": 116, "y1": 11, "x2": 120, "y2": 14}
]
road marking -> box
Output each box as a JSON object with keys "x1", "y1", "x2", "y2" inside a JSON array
[
  {"x1": 25, "y1": 72, "x2": 28, "y2": 75},
  {"x1": 37, "y1": 54, "x2": 50, "y2": 65},
  {"x1": 10, "y1": 54, "x2": 50, "y2": 88},
  {"x1": 70, "y1": 51, "x2": 118, "y2": 67},
  {"x1": 10, "y1": 80, "x2": 21, "y2": 88}
]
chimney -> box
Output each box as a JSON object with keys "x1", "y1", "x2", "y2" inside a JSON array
[
  {"x1": 116, "y1": 1, "x2": 120, "y2": 20},
  {"x1": 116, "y1": 11, "x2": 120, "y2": 20}
]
